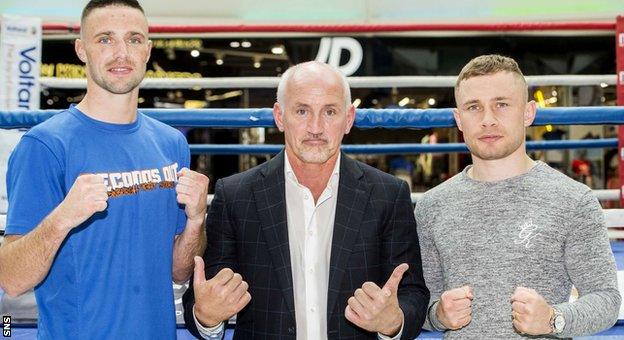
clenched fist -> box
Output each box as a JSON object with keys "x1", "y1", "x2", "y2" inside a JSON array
[
  {"x1": 176, "y1": 168, "x2": 209, "y2": 223},
  {"x1": 436, "y1": 285, "x2": 473, "y2": 330},
  {"x1": 192, "y1": 257, "x2": 251, "y2": 328},
  {"x1": 511, "y1": 287, "x2": 553, "y2": 335},
  {"x1": 56, "y1": 174, "x2": 108, "y2": 231}
]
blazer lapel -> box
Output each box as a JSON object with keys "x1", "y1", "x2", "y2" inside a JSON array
[
  {"x1": 252, "y1": 151, "x2": 296, "y2": 321},
  {"x1": 326, "y1": 154, "x2": 372, "y2": 318}
]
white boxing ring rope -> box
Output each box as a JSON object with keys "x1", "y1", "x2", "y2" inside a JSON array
[
  {"x1": 40, "y1": 74, "x2": 617, "y2": 89},
  {"x1": 1, "y1": 190, "x2": 623, "y2": 236}
]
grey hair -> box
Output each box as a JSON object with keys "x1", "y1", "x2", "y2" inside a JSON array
[{"x1": 276, "y1": 61, "x2": 352, "y2": 109}]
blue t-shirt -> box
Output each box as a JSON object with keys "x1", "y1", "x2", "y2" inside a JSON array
[{"x1": 5, "y1": 105, "x2": 189, "y2": 339}]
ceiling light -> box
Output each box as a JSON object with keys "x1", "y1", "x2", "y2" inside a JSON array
[
  {"x1": 271, "y1": 45, "x2": 284, "y2": 55},
  {"x1": 215, "y1": 53, "x2": 224, "y2": 65}
]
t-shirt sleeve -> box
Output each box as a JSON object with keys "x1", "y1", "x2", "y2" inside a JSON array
[
  {"x1": 5, "y1": 135, "x2": 65, "y2": 235},
  {"x1": 174, "y1": 132, "x2": 191, "y2": 235}
]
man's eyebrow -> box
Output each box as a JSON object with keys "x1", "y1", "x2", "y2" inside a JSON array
[
  {"x1": 128, "y1": 31, "x2": 147, "y2": 38},
  {"x1": 93, "y1": 30, "x2": 113, "y2": 36},
  {"x1": 92, "y1": 31, "x2": 146, "y2": 38},
  {"x1": 461, "y1": 99, "x2": 480, "y2": 106},
  {"x1": 492, "y1": 96, "x2": 511, "y2": 101}
]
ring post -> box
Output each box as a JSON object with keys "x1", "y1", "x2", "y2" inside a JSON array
[{"x1": 616, "y1": 15, "x2": 624, "y2": 206}]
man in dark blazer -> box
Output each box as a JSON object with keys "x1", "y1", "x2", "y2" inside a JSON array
[{"x1": 183, "y1": 61, "x2": 429, "y2": 339}]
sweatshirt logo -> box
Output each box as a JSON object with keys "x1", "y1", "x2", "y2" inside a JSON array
[{"x1": 514, "y1": 220, "x2": 542, "y2": 249}]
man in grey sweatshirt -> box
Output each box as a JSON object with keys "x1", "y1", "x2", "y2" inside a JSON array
[{"x1": 415, "y1": 54, "x2": 620, "y2": 339}]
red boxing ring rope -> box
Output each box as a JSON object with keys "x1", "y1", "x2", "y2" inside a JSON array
[{"x1": 42, "y1": 21, "x2": 615, "y2": 34}]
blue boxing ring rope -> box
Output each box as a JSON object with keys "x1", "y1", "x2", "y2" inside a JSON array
[
  {"x1": 1, "y1": 106, "x2": 623, "y2": 155},
  {"x1": 2, "y1": 106, "x2": 624, "y2": 128}
]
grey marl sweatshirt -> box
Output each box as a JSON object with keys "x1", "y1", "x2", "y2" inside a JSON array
[{"x1": 415, "y1": 161, "x2": 620, "y2": 339}]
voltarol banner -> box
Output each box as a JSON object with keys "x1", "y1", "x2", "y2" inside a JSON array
[{"x1": 0, "y1": 14, "x2": 42, "y2": 214}]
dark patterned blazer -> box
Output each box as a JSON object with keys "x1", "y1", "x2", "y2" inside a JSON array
[{"x1": 183, "y1": 151, "x2": 429, "y2": 339}]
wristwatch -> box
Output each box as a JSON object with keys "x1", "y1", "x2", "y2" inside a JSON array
[{"x1": 550, "y1": 308, "x2": 565, "y2": 334}]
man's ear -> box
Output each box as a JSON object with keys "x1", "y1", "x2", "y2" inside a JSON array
[
  {"x1": 344, "y1": 104, "x2": 355, "y2": 134},
  {"x1": 273, "y1": 102, "x2": 285, "y2": 132},
  {"x1": 145, "y1": 39, "x2": 153, "y2": 64},
  {"x1": 453, "y1": 108, "x2": 463, "y2": 132},
  {"x1": 75, "y1": 38, "x2": 87, "y2": 63},
  {"x1": 524, "y1": 100, "x2": 537, "y2": 127}
]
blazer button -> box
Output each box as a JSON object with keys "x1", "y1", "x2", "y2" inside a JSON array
[{"x1": 288, "y1": 326, "x2": 295, "y2": 334}]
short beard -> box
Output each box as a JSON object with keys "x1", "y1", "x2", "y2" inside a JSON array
[{"x1": 89, "y1": 65, "x2": 144, "y2": 94}]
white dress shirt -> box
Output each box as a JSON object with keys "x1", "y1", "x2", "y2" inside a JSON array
[{"x1": 285, "y1": 152, "x2": 340, "y2": 340}]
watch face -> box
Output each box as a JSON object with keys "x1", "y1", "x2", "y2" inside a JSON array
[{"x1": 554, "y1": 314, "x2": 565, "y2": 331}]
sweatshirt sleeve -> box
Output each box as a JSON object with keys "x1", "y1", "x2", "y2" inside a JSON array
[{"x1": 553, "y1": 191, "x2": 620, "y2": 338}]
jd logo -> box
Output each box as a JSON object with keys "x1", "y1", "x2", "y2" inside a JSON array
[{"x1": 315, "y1": 37, "x2": 363, "y2": 76}]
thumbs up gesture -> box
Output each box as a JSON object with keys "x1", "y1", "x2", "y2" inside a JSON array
[
  {"x1": 192, "y1": 256, "x2": 251, "y2": 328},
  {"x1": 345, "y1": 263, "x2": 409, "y2": 337},
  {"x1": 436, "y1": 285, "x2": 473, "y2": 330}
]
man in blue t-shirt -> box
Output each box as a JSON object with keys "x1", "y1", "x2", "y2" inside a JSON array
[{"x1": 0, "y1": 1, "x2": 210, "y2": 338}]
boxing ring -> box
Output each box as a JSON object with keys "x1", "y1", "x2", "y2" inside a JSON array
[{"x1": 1, "y1": 17, "x2": 624, "y2": 339}]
